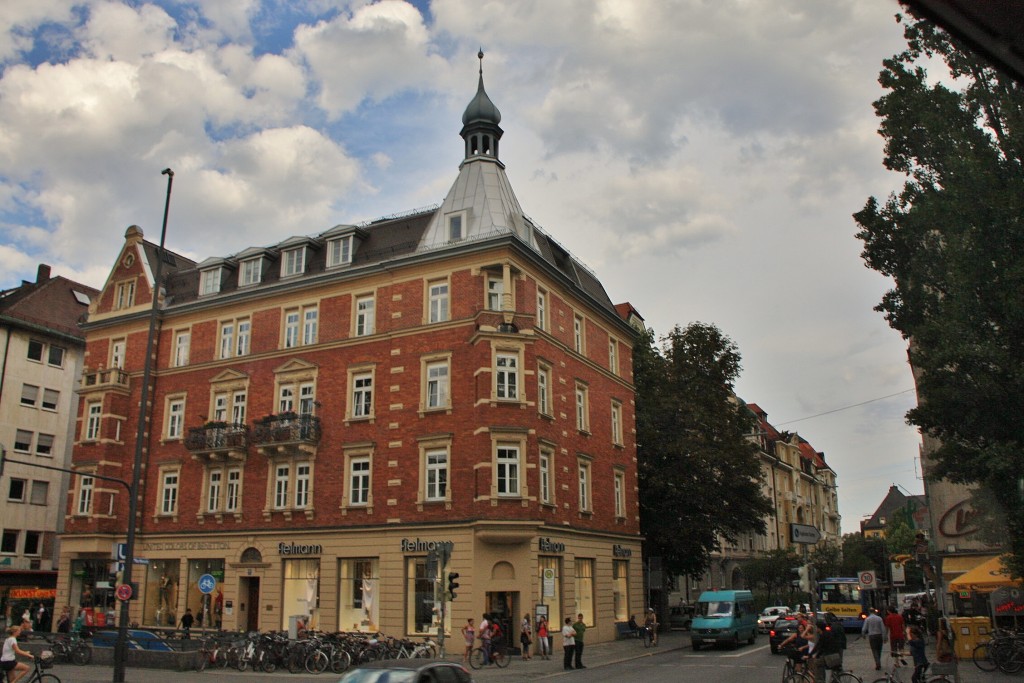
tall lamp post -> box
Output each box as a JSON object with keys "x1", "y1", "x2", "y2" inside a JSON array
[{"x1": 113, "y1": 168, "x2": 174, "y2": 683}]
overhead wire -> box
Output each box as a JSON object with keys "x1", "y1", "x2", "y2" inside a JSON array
[{"x1": 774, "y1": 388, "x2": 916, "y2": 426}]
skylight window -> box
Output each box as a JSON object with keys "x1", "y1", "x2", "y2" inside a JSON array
[{"x1": 72, "y1": 290, "x2": 91, "y2": 305}]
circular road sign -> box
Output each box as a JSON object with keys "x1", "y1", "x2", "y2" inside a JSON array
[
  {"x1": 115, "y1": 583, "x2": 133, "y2": 601},
  {"x1": 198, "y1": 573, "x2": 217, "y2": 594},
  {"x1": 859, "y1": 570, "x2": 877, "y2": 589}
]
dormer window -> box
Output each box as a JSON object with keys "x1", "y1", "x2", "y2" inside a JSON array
[
  {"x1": 281, "y1": 246, "x2": 306, "y2": 277},
  {"x1": 240, "y1": 257, "x2": 262, "y2": 286},
  {"x1": 199, "y1": 268, "x2": 222, "y2": 296},
  {"x1": 327, "y1": 236, "x2": 353, "y2": 267},
  {"x1": 447, "y1": 211, "x2": 466, "y2": 241}
]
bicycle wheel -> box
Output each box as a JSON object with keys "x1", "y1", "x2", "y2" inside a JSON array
[
  {"x1": 973, "y1": 642, "x2": 997, "y2": 671},
  {"x1": 784, "y1": 674, "x2": 812, "y2": 683},
  {"x1": 1000, "y1": 644, "x2": 1024, "y2": 674},
  {"x1": 37, "y1": 675, "x2": 62, "y2": 683},
  {"x1": 194, "y1": 649, "x2": 209, "y2": 672},
  {"x1": 259, "y1": 649, "x2": 276, "y2": 673},
  {"x1": 331, "y1": 649, "x2": 352, "y2": 674},
  {"x1": 305, "y1": 649, "x2": 329, "y2": 674},
  {"x1": 71, "y1": 643, "x2": 92, "y2": 665},
  {"x1": 469, "y1": 648, "x2": 485, "y2": 670},
  {"x1": 642, "y1": 628, "x2": 652, "y2": 648},
  {"x1": 832, "y1": 672, "x2": 863, "y2": 683},
  {"x1": 287, "y1": 650, "x2": 306, "y2": 674},
  {"x1": 493, "y1": 647, "x2": 510, "y2": 668}
]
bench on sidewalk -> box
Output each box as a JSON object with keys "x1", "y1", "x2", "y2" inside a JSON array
[{"x1": 615, "y1": 622, "x2": 640, "y2": 639}]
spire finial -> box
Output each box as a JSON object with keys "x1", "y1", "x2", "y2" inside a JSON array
[{"x1": 478, "y1": 48, "x2": 484, "y2": 76}]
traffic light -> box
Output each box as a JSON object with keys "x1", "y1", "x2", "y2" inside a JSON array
[
  {"x1": 447, "y1": 572, "x2": 460, "y2": 601},
  {"x1": 797, "y1": 566, "x2": 811, "y2": 593}
]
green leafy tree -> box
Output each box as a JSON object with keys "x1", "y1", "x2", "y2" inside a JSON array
[
  {"x1": 741, "y1": 548, "x2": 803, "y2": 605},
  {"x1": 840, "y1": 532, "x2": 886, "y2": 577},
  {"x1": 809, "y1": 541, "x2": 843, "y2": 582},
  {"x1": 635, "y1": 323, "x2": 774, "y2": 584},
  {"x1": 854, "y1": 12, "x2": 1024, "y2": 579}
]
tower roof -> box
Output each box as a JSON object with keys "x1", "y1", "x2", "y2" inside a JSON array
[{"x1": 462, "y1": 50, "x2": 501, "y2": 127}]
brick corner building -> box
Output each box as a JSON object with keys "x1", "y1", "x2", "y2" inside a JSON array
[{"x1": 59, "y1": 61, "x2": 642, "y2": 643}]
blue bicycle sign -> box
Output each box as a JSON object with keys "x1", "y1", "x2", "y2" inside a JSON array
[{"x1": 198, "y1": 574, "x2": 217, "y2": 594}]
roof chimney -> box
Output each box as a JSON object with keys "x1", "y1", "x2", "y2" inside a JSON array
[{"x1": 36, "y1": 264, "x2": 51, "y2": 283}]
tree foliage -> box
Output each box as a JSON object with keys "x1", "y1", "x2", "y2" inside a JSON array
[
  {"x1": 635, "y1": 323, "x2": 773, "y2": 581},
  {"x1": 840, "y1": 532, "x2": 886, "y2": 578},
  {"x1": 741, "y1": 548, "x2": 803, "y2": 605},
  {"x1": 854, "y1": 12, "x2": 1024, "y2": 579}
]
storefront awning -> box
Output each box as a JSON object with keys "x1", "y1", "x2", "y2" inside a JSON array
[
  {"x1": 943, "y1": 555, "x2": 995, "y2": 574},
  {"x1": 948, "y1": 556, "x2": 1020, "y2": 592}
]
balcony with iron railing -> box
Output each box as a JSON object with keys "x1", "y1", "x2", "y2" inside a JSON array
[
  {"x1": 252, "y1": 413, "x2": 321, "y2": 457},
  {"x1": 185, "y1": 422, "x2": 250, "y2": 462},
  {"x1": 79, "y1": 367, "x2": 130, "y2": 395}
]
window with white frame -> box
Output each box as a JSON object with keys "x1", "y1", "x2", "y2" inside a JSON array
[
  {"x1": 295, "y1": 463, "x2": 311, "y2": 508},
  {"x1": 274, "y1": 464, "x2": 290, "y2": 508},
  {"x1": 166, "y1": 397, "x2": 185, "y2": 439},
  {"x1": 27, "y1": 339, "x2": 43, "y2": 362},
  {"x1": 487, "y1": 276, "x2": 503, "y2": 311},
  {"x1": 20, "y1": 384, "x2": 38, "y2": 407},
  {"x1": 111, "y1": 338, "x2": 126, "y2": 369},
  {"x1": 609, "y1": 338, "x2": 619, "y2": 375},
  {"x1": 578, "y1": 459, "x2": 592, "y2": 512},
  {"x1": 327, "y1": 235, "x2": 353, "y2": 267},
  {"x1": 575, "y1": 383, "x2": 590, "y2": 433},
  {"x1": 355, "y1": 295, "x2": 375, "y2": 336},
  {"x1": 14, "y1": 430, "x2": 31, "y2": 453},
  {"x1": 85, "y1": 402, "x2": 102, "y2": 441},
  {"x1": 42, "y1": 388, "x2": 59, "y2": 411},
  {"x1": 350, "y1": 370, "x2": 373, "y2": 419},
  {"x1": 536, "y1": 288, "x2": 548, "y2": 330},
  {"x1": 281, "y1": 246, "x2": 306, "y2": 277},
  {"x1": 161, "y1": 471, "x2": 179, "y2": 515},
  {"x1": 428, "y1": 280, "x2": 449, "y2": 323},
  {"x1": 207, "y1": 470, "x2": 222, "y2": 512},
  {"x1": 226, "y1": 469, "x2": 241, "y2": 512},
  {"x1": 48, "y1": 343, "x2": 65, "y2": 368},
  {"x1": 303, "y1": 307, "x2": 318, "y2": 345},
  {"x1": 240, "y1": 257, "x2": 262, "y2": 286},
  {"x1": 349, "y1": 457, "x2": 371, "y2": 506},
  {"x1": 199, "y1": 268, "x2": 222, "y2": 295},
  {"x1": 495, "y1": 352, "x2": 518, "y2": 400},
  {"x1": 424, "y1": 358, "x2": 450, "y2": 410},
  {"x1": 496, "y1": 444, "x2": 520, "y2": 497},
  {"x1": 219, "y1": 322, "x2": 235, "y2": 359},
  {"x1": 284, "y1": 310, "x2": 300, "y2": 348},
  {"x1": 540, "y1": 448, "x2": 553, "y2": 505},
  {"x1": 115, "y1": 280, "x2": 135, "y2": 309},
  {"x1": 611, "y1": 400, "x2": 623, "y2": 445},
  {"x1": 77, "y1": 475, "x2": 94, "y2": 515},
  {"x1": 173, "y1": 330, "x2": 190, "y2": 367},
  {"x1": 574, "y1": 314, "x2": 585, "y2": 354},
  {"x1": 237, "y1": 318, "x2": 251, "y2": 356},
  {"x1": 537, "y1": 364, "x2": 551, "y2": 416},
  {"x1": 614, "y1": 469, "x2": 626, "y2": 518},
  {"x1": 35, "y1": 433, "x2": 54, "y2": 457},
  {"x1": 425, "y1": 449, "x2": 448, "y2": 502}
]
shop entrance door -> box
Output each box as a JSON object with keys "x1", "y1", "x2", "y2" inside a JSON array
[
  {"x1": 239, "y1": 577, "x2": 260, "y2": 632},
  {"x1": 485, "y1": 591, "x2": 519, "y2": 652}
]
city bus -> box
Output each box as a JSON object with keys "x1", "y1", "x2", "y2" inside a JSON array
[{"x1": 818, "y1": 577, "x2": 879, "y2": 630}]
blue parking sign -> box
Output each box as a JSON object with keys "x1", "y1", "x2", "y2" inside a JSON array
[{"x1": 198, "y1": 574, "x2": 216, "y2": 594}]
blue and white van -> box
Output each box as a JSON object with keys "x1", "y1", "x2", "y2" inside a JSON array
[{"x1": 690, "y1": 589, "x2": 758, "y2": 650}]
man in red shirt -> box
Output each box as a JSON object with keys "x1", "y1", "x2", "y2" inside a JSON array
[{"x1": 883, "y1": 606, "x2": 906, "y2": 661}]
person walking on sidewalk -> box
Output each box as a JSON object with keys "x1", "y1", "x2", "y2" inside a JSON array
[
  {"x1": 572, "y1": 614, "x2": 587, "y2": 669},
  {"x1": 561, "y1": 617, "x2": 576, "y2": 671},
  {"x1": 520, "y1": 613, "x2": 533, "y2": 660},
  {"x1": 460, "y1": 618, "x2": 475, "y2": 664},
  {"x1": 861, "y1": 608, "x2": 885, "y2": 670},
  {"x1": 906, "y1": 625, "x2": 928, "y2": 683}
]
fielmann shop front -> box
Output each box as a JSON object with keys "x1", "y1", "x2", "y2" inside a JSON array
[{"x1": 64, "y1": 528, "x2": 642, "y2": 641}]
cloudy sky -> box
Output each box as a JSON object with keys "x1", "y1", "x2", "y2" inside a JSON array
[{"x1": 0, "y1": 0, "x2": 924, "y2": 535}]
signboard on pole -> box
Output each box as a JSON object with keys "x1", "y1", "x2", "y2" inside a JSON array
[
  {"x1": 858, "y1": 570, "x2": 877, "y2": 590},
  {"x1": 790, "y1": 523, "x2": 822, "y2": 544}
]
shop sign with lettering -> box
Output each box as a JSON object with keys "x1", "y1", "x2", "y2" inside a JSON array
[
  {"x1": 400, "y1": 538, "x2": 454, "y2": 552},
  {"x1": 279, "y1": 542, "x2": 323, "y2": 556},
  {"x1": 539, "y1": 537, "x2": 565, "y2": 553}
]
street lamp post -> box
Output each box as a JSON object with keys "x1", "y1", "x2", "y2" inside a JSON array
[{"x1": 113, "y1": 168, "x2": 174, "y2": 683}]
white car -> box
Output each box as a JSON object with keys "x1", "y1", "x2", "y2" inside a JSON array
[{"x1": 757, "y1": 606, "x2": 790, "y2": 633}]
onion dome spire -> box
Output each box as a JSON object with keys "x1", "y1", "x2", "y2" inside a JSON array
[{"x1": 460, "y1": 49, "x2": 503, "y2": 160}]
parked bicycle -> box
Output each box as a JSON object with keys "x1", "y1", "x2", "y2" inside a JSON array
[
  {"x1": 973, "y1": 628, "x2": 1024, "y2": 673},
  {"x1": 44, "y1": 633, "x2": 91, "y2": 665}
]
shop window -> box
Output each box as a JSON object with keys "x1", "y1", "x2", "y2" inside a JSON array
[
  {"x1": 575, "y1": 558, "x2": 595, "y2": 626},
  {"x1": 70, "y1": 558, "x2": 118, "y2": 616},
  {"x1": 613, "y1": 560, "x2": 629, "y2": 622},
  {"x1": 339, "y1": 559, "x2": 379, "y2": 632},
  {"x1": 405, "y1": 557, "x2": 450, "y2": 635},
  {"x1": 144, "y1": 560, "x2": 180, "y2": 627},
  {"x1": 282, "y1": 558, "x2": 320, "y2": 631},
  {"x1": 186, "y1": 559, "x2": 226, "y2": 629},
  {"x1": 539, "y1": 557, "x2": 562, "y2": 630}
]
